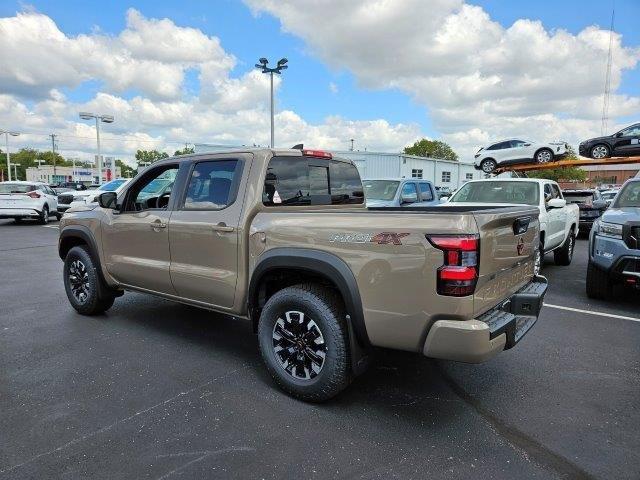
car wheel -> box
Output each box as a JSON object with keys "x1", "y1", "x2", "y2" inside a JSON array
[
  {"x1": 257, "y1": 284, "x2": 351, "y2": 402},
  {"x1": 54, "y1": 212, "x2": 62, "y2": 221},
  {"x1": 554, "y1": 230, "x2": 575, "y2": 266},
  {"x1": 534, "y1": 241, "x2": 543, "y2": 276},
  {"x1": 481, "y1": 159, "x2": 497, "y2": 173},
  {"x1": 586, "y1": 261, "x2": 612, "y2": 299},
  {"x1": 63, "y1": 246, "x2": 115, "y2": 315},
  {"x1": 590, "y1": 144, "x2": 610, "y2": 159},
  {"x1": 39, "y1": 205, "x2": 49, "y2": 224},
  {"x1": 535, "y1": 148, "x2": 553, "y2": 164}
]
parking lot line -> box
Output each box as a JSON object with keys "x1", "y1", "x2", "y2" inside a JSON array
[
  {"x1": 544, "y1": 303, "x2": 640, "y2": 323},
  {"x1": 42, "y1": 225, "x2": 60, "y2": 229}
]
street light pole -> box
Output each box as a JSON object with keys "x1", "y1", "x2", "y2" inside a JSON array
[
  {"x1": 1, "y1": 130, "x2": 20, "y2": 181},
  {"x1": 79, "y1": 112, "x2": 114, "y2": 184},
  {"x1": 255, "y1": 57, "x2": 288, "y2": 148}
]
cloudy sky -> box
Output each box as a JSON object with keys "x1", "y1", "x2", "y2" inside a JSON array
[{"x1": 0, "y1": 0, "x2": 638, "y2": 165}]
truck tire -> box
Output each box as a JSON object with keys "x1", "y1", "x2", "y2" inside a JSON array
[
  {"x1": 38, "y1": 205, "x2": 50, "y2": 225},
  {"x1": 534, "y1": 241, "x2": 543, "y2": 275},
  {"x1": 257, "y1": 283, "x2": 351, "y2": 402},
  {"x1": 554, "y1": 230, "x2": 575, "y2": 266},
  {"x1": 586, "y1": 261, "x2": 612, "y2": 300},
  {"x1": 63, "y1": 245, "x2": 115, "y2": 315}
]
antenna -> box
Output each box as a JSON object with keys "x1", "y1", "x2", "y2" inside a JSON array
[{"x1": 601, "y1": 6, "x2": 615, "y2": 136}]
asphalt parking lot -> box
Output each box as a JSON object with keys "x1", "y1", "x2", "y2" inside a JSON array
[{"x1": 1, "y1": 219, "x2": 638, "y2": 480}]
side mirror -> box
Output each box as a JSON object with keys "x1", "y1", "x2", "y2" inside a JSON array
[
  {"x1": 547, "y1": 198, "x2": 566, "y2": 209},
  {"x1": 98, "y1": 191, "x2": 118, "y2": 209},
  {"x1": 592, "y1": 200, "x2": 608, "y2": 210},
  {"x1": 615, "y1": 131, "x2": 623, "y2": 138}
]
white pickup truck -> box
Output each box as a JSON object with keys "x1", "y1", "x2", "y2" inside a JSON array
[{"x1": 445, "y1": 178, "x2": 579, "y2": 274}]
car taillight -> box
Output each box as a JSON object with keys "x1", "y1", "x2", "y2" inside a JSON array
[
  {"x1": 27, "y1": 192, "x2": 41, "y2": 199},
  {"x1": 427, "y1": 234, "x2": 479, "y2": 297}
]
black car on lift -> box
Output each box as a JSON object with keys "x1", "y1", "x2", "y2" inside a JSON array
[{"x1": 579, "y1": 123, "x2": 640, "y2": 159}]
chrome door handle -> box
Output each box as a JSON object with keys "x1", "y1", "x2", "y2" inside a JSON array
[
  {"x1": 150, "y1": 221, "x2": 167, "y2": 229},
  {"x1": 212, "y1": 222, "x2": 235, "y2": 233}
]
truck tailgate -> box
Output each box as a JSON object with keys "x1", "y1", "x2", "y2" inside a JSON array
[{"x1": 472, "y1": 206, "x2": 540, "y2": 316}]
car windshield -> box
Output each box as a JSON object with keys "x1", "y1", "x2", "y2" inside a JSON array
[
  {"x1": 98, "y1": 179, "x2": 127, "y2": 191},
  {"x1": 601, "y1": 191, "x2": 617, "y2": 200},
  {"x1": 141, "y1": 179, "x2": 171, "y2": 194},
  {"x1": 449, "y1": 181, "x2": 539, "y2": 205},
  {"x1": 614, "y1": 182, "x2": 640, "y2": 208},
  {"x1": 362, "y1": 180, "x2": 400, "y2": 201},
  {"x1": 0, "y1": 183, "x2": 36, "y2": 193}
]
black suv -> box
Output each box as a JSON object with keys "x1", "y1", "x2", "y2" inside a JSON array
[{"x1": 579, "y1": 123, "x2": 640, "y2": 159}]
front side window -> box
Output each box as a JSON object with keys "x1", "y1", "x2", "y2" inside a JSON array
[
  {"x1": 442, "y1": 171, "x2": 451, "y2": 183},
  {"x1": 419, "y1": 183, "x2": 433, "y2": 201},
  {"x1": 619, "y1": 124, "x2": 640, "y2": 137},
  {"x1": 124, "y1": 165, "x2": 179, "y2": 211},
  {"x1": 450, "y1": 181, "x2": 539, "y2": 205},
  {"x1": 184, "y1": 160, "x2": 240, "y2": 210},
  {"x1": 263, "y1": 157, "x2": 363, "y2": 206},
  {"x1": 401, "y1": 182, "x2": 418, "y2": 202}
]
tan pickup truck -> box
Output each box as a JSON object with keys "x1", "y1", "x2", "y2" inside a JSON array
[{"x1": 58, "y1": 148, "x2": 546, "y2": 401}]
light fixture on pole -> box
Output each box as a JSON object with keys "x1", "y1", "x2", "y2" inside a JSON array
[
  {"x1": 1, "y1": 130, "x2": 20, "y2": 181},
  {"x1": 255, "y1": 57, "x2": 288, "y2": 148},
  {"x1": 79, "y1": 112, "x2": 114, "y2": 184}
]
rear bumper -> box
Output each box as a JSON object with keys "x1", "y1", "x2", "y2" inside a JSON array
[
  {"x1": 0, "y1": 208, "x2": 41, "y2": 218},
  {"x1": 423, "y1": 276, "x2": 547, "y2": 363}
]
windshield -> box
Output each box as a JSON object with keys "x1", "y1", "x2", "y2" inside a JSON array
[
  {"x1": 98, "y1": 179, "x2": 127, "y2": 191},
  {"x1": 449, "y1": 181, "x2": 539, "y2": 205},
  {"x1": 614, "y1": 182, "x2": 640, "y2": 208},
  {"x1": 141, "y1": 179, "x2": 171, "y2": 194},
  {"x1": 363, "y1": 180, "x2": 400, "y2": 201},
  {"x1": 0, "y1": 183, "x2": 36, "y2": 194},
  {"x1": 601, "y1": 191, "x2": 617, "y2": 200}
]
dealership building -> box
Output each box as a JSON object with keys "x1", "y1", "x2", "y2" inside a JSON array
[
  {"x1": 26, "y1": 157, "x2": 121, "y2": 185},
  {"x1": 334, "y1": 151, "x2": 480, "y2": 189}
]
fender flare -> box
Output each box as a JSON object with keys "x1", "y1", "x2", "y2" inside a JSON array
[
  {"x1": 58, "y1": 225, "x2": 121, "y2": 297},
  {"x1": 248, "y1": 247, "x2": 371, "y2": 373}
]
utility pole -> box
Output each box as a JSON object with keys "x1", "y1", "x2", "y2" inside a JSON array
[
  {"x1": 49, "y1": 133, "x2": 58, "y2": 178},
  {"x1": 601, "y1": 7, "x2": 615, "y2": 136}
]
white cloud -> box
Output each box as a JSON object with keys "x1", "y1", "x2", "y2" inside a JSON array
[
  {"x1": 0, "y1": 9, "x2": 419, "y2": 164},
  {"x1": 329, "y1": 82, "x2": 338, "y2": 94},
  {"x1": 246, "y1": 0, "x2": 640, "y2": 158}
]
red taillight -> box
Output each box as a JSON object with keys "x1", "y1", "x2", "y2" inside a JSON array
[
  {"x1": 427, "y1": 235, "x2": 479, "y2": 297},
  {"x1": 27, "y1": 191, "x2": 41, "y2": 199},
  {"x1": 302, "y1": 149, "x2": 332, "y2": 159}
]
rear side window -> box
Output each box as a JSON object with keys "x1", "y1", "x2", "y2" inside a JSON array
[
  {"x1": 184, "y1": 160, "x2": 241, "y2": 210},
  {"x1": 263, "y1": 157, "x2": 363, "y2": 206},
  {"x1": 419, "y1": 183, "x2": 434, "y2": 201}
]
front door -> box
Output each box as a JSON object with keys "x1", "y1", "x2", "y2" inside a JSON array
[
  {"x1": 168, "y1": 156, "x2": 248, "y2": 309},
  {"x1": 613, "y1": 124, "x2": 640, "y2": 156},
  {"x1": 101, "y1": 163, "x2": 180, "y2": 294}
]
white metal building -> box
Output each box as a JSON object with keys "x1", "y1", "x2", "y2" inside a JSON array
[{"x1": 333, "y1": 151, "x2": 480, "y2": 189}]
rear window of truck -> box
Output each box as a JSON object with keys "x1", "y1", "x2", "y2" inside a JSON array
[
  {"x1": 450, "y1": 181, "x2": 539, "y2": 205},
  {"x1": 263, "y1": 157, "x2": 364, "y2": 206}
]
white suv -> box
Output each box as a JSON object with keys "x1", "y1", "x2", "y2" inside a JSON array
[
  {"x1": 474, "y1": 139, "x2": 568, "y2": 174},
  {"x1": 0, "y1": 181, "x2": 60, "y2": 224}
]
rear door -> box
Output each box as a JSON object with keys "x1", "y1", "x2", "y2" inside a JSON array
[
  {"x1": 168, "y1": 155, "x2": 250, "y2": 309},
  {"x1": 545, "y1": 182, "x2": 566, "y2": 249},
  {"x1": 472, "y1": 207, "x2": 540, "y2": 315}
]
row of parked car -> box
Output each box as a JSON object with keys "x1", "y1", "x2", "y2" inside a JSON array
[
  {"x1": 362, "y1": 175, "x2": 640, "y2": 299},
  {"x1": 473, "y1": 122, "x2": 640, "y2": 173}
]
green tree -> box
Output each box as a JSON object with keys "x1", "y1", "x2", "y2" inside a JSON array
[
  {"x1": 174, "y1": 146, "x2": 195, "y2": 156},
  {"x1": 0, "y1": 148, "x2": 67, "y2": 180},
  {"x1": 404, "y1": 139, "x2": 458, "y2": 161},
  {"x1": 135, "y1": 149, "x2": 169, "y2": 164},
  {"x1": 115, "y1": 159, "x2": 136, "y2": 178}
]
